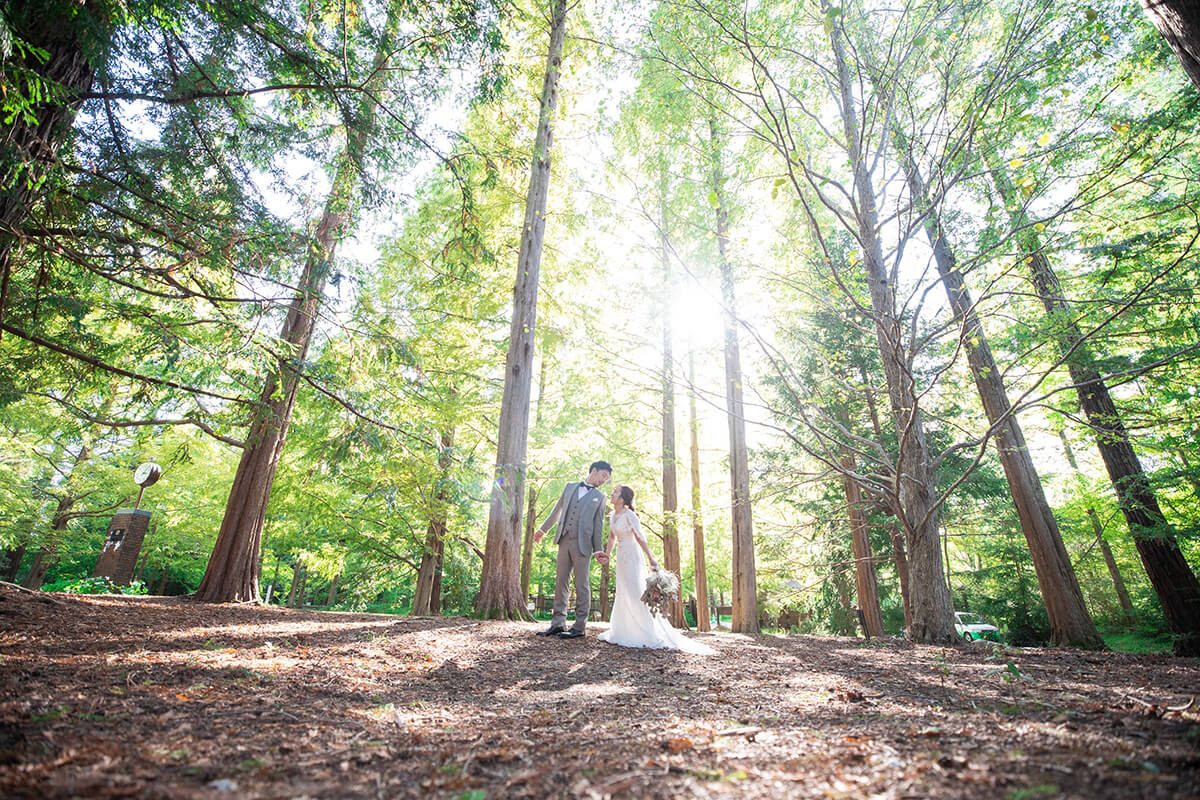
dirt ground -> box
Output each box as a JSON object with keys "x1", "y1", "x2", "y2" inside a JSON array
[{"x1": 0, "y1": 587, "x2": 1197, "y2": 799}]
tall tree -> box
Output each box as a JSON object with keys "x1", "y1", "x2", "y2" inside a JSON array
[
  {"x1": 659, "y1": 173, "x2": 685, "y2": 628},
  {"x1": 989, "y1": 159, "x2": 1200, "y2": 656},
  {"x1": 687, "y1": 350, "x2": 711, "y2": 632},
  {"x1": 889, "y1": 124, "x2": 1103, "y2": 647},
  {"x1": 476, "y1": 0, "x2": 570, "y2": 619},
  {"x1": 705, "y1": 113, "x2": 759, "y2": 634},
  {"x1": 824, "y1": 8, "x2": 955, "y2": 642},
  {"x1": 196, "y1": 11, "x2": 407, "y2": 603}
]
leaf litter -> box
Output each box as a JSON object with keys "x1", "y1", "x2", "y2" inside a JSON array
[{"x1": 1, "y1": 587, "x2": 1197, "y2": 798}]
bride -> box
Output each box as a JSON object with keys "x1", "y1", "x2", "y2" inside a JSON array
[{"x1": 598, "y1": 485, "x2": 713, "y2": 654}]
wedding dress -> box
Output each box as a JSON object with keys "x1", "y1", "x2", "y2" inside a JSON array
[{"x1": 598, "y1": 509, "x2": 713, "y2": 654}]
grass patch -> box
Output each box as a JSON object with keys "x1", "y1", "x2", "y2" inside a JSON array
[{"x1": 1101, "y1": 630, "x2": 1172, "y2": 654}]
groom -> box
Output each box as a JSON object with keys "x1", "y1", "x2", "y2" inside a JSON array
[{"x1": 532, "y1": 460, "x2": 612, "y2": 639}]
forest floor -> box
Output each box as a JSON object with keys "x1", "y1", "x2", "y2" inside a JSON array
[{"x1": 1, "y1": 588, "x2": 1198, "y2": 799}]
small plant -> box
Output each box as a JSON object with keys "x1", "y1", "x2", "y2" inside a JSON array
[
  {"x1": 42, "y1": 577, "x2": 148, "y2": 595},
  {"x1": 985, "y1": 655, "x2": 1034, "y2": 684},
  {"x1": 932, "y1": 651, "x2": 951, "y2": 686}
]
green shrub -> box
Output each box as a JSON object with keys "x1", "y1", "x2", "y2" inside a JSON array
[{"x1": 42, "y1": 576, "x2": 148, "y2": 596}]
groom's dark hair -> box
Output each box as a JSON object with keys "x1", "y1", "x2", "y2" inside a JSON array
[{"x1": 589, "y1": 460, "x2": 612, "y2": 473}]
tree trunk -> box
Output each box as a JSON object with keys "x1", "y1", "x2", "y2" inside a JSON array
[
  {"x1": 413, "y1": 429, "x2": 455, "y2": 616},
  {"x1": 1058, "y1": 429, "x2": 1138, "y2": 627},
  {"x1": 325, "y1": 573, "x2": 340, "y2": 607},
  {"x1": 1140, "y1": 0, "x2": 1200, "y2": 89},
  {"x1": 706, "y1": 114, "x2": 758, "y2": 634},
  {"x1": 195, "y1": 15, "x2": 401, "y2": 604},
  {"x1": 838, "y1": 410, "x2": 885, "y2": 636},
  {"x1": 430, "y1": 535, "x2": 445, "y2": 614},
  {"x1": 887, "y1": 523, "x2": 913, "y2": 632},
  {"x1": 520, "y1": 365, "x2": 548, "y2": 602},
  {"x1": 827, "y1": 9, "x2": 954, "y2": 643},
  {"x1": 476, "y1": 0, "x2": 569, "y2": 620},
  {"x1": 0, "y1": 1, "x2": 112, "y2": 330},
  {"x1": 1, "y1": 547, "x2": 26, "y2": 583},
  {"x1": 600, "y1": 557, "x2": 611, "y2": 621},
  {"x1": 988, "y1": 159, "x2": 1200, "y2": 656},
  {"x1": 286, "y1": 561, "x2": 305, "y2": 608},
  {"x1": 154, "y1": 568, "x2": 168, "y2": 596},
  {"x1": 659, "y1": 183, "x2": 685, "y2": 629},
  {"x1": 688, "y1": 351, "x2": 711, "y2": 632},
  {"x1": 896, "y1": 135, "x2": 1102, "y2": 648}
]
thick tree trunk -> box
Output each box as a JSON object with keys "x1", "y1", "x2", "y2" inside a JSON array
[
  {"x1": 196, "y1": 15, "x2": 400, "y2": 603},
  {"x1": 898, "y1": 139, "x2": 1102, "y2": 648},
  {"x1": 688, "y1": 351, "x2": 711, "y2": 632},
  {"x1": 1, "y1": 547, "x2": 26, "y2": 583},
  {"x1": 476, "y1": 0, "x2": 569, "y2": 620},
  {"x1": 827, "y1": 10, "x2": 954, "y2": 643},
  {"x1": 989, "y1": 160, "x2": 1200, "y2": 656},
  {"x1": 413, "y1": 429, "x2": 455, "y2": 616},
  {"x1": 659, "y1": 187, "x2": 685, "y2": 629},
  {"x1": 1140, "y1": 0, "x2": 1200, "y2": 89},
  {"x1": 0, "y1": 2, "x2": 111, "y2": 329},
  {"x1": 325, "y1": 573, "x2": 339, "y2": 607},
  {"x1": 706, "y1": 115, "x2": 759, "y2": 634}
]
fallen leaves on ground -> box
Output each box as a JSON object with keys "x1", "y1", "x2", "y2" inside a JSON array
[{"x1": 1, "y1": 587, "x2": 1197, "y2": 798}]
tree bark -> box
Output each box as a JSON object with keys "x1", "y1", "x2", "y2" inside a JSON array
[
  {"x1": 0, "y1": 1, "x2": 112, "y2": 330},
  {"x1": 826, "y1": 9, "x2": 954, "y2": 643},
  {"x1": 1140, "y1": 0, "x2": 1200, "y2": 89},
  {"x1": 325, "y1": 573, "x2": 340, "y2": 607},
  {"x1": 413, "y1": 429, "x2": 455, "y2": 616},
  {"x1": 706, "y1": 114, "x2": 759, "y2": 634},
  {"x1": 887, "y1": 523, "x2": 913, "y2": 631},
  {"x1": 520, "y1": 365, "x2": 548, "y2": 602},
  {"x1": 1, "y1": 547, "x2": 26, "y2": 583},
  {"x1": 476, "y1": 0, "x2": 569, "y2": 620},
  {"x1": 196, "y1": 14, "x2": 401, "y2": 603},
  {"x1": 688, "y1": 351, "x2": 711, "y2": 632},
  {"x1": 286, "y1": 561, "x2": 305, "y2": 608},
  {"x1": 659, "y1": 182, "x2": 685, "y2": 629},
  {"x1": 430, "y1": 535, "x2": 445, "y2": 614},
  {"x1": 838, "y1": 409, "x2": 885, "y2": 637},
  {"x1": 896, "y1": 135, "x2": 1103, "y2": 648},
  {"x1": 988, "y1": 160, "x2": 1200, "y2": 656}
]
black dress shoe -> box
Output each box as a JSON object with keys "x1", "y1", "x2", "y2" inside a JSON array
[
  {"x1": 557, "y1": 629, "x2": 585, "y2": 639},
  {"x1": 535, "y1": 625, "x2": 566, "y2": 636}
]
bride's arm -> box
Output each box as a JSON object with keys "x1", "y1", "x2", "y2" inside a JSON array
[{"x1": 630, "y1": 513, "x2": 658, "y2": 570}]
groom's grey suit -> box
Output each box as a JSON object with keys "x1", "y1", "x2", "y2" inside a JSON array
[{"x1": 539, "y1": 482, "x2": 607, "y2": 632}]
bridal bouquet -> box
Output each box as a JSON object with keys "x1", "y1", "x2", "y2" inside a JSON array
[{"x1": 641, "y1": 569, "x2": 680, "y2": 617}]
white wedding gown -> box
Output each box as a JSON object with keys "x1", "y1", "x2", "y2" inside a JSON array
[{"x1": 598, "y1": 509, "x2": 713, "y2": 654}]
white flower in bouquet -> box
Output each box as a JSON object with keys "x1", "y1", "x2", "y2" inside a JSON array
[{"x1": 640, "y1": 569, "x2": 680, "y2": 617}]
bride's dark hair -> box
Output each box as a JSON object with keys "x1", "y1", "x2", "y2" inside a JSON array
[{"x1": 618, "y1": 485, "x2": 635, "y2": 511}]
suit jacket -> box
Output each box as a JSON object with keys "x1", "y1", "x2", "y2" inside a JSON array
[{"x1": 541, "y1": 481, "x2": 606, "y2": 556}]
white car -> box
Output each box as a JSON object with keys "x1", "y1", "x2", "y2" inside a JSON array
[{"x1": 954, "y1": 611, "x2": 1000, "y2": 642}]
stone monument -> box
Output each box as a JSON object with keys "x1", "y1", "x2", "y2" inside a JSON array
[{"x1": 93, "y1": 462, "x2": 161, "y2": 586}]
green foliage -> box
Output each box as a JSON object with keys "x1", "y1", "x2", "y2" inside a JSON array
[{"x1": 42, "y1": 576, "x2": 147, "y2": 595}]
